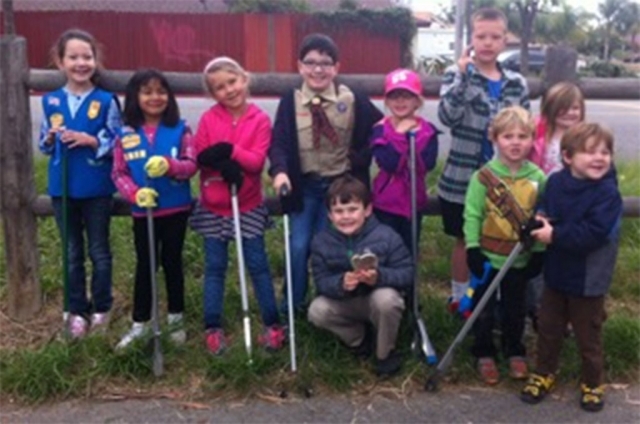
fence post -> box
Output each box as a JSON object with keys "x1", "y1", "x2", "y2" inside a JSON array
[
  {"x1": 544, "y1": 45, "x2": 578, "y2": 89},
  {"x1": 0, "y1": 35, "x2": 42, "y2": 320}
]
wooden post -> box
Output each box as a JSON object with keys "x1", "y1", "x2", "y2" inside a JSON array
[
  {"x1": 0, "y1": 35, "x2": 42, "y2": 320},
  {"x1": 544, "y1": 45, "x2": 578, "y2": 90}
]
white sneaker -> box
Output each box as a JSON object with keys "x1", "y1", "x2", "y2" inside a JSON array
[
  {"x1": 115, "y1": 322, "x2": 148, "y2": 350},
  {"x1": 90, "y1": 312, "x2": 110, "y2": 334},
  {"x1": 167, "y1": 313, "x2": 186, "y2": 345}
]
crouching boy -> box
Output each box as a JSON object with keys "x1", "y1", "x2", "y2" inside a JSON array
[
  {"x1": 308, "y1": 175, "x2": 413, "y2": 377},
  {"x1": 521, "y1": 123, "x2": 622, "y2": 412}
]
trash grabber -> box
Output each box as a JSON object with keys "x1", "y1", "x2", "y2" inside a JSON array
[
  {"x1": 231, "y1": 183, "x2": 253, "y2": 364},
  {"x1": 425, "y1": 242, "x2": 524, "y2": 392},
  {"x1": 145, "y1": 186, "x2": 163, "y2": 377},
  {"x1": 279, "y1": 184, "x2": 297, "y2": 373},
  {"x1": 60, "y1": 138, "x2": 70, "y2": 333},
  {"x1": 408, "y1": 130, "x2": 437, "y2": 365}
]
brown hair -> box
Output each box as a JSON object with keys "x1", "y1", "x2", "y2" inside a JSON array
[
  {"x1": 541, "y1": 82, "x2": 585, "y2": 142},
  {"x1": 471, "y1": 7, "x2": 508, "y2": 30},
  {"x1": 561, "y1": 122, "x2": 614, "y2": 160},
  {"x1": 51, "y1": 28, "x2": 103, "y2": 85},
  {"x1": 325, "y1": 175, "x2": 371, "y2": 209},
  {"x1": 488, "y1": 106, "x2": 535, "y2": 142}
]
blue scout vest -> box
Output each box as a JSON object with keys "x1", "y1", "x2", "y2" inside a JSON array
[
  {"x1": 43, "y1": 88, "x2": 117, "y2": 198},
  {"x1": 119, "y1": 121, "x2": 192, "y2": 214}
]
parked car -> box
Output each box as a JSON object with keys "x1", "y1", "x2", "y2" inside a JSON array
[{"x1": 498, "y1": 50, "x2": 546, "y2": 74}]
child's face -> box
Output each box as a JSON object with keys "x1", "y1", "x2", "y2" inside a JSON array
[
  {"x1": 385, "y1": 89, "x2": 421, "y2": 120},
  {"x1": 138, "y1": 78, "x2": 168, "y2": 123},
  {"x1": 563, "y1": 138, "x2": 612, "y2": 180},
  {"x1": 555, "y1": 101, "x2": 583, "y2": 130},
  {"x1": 471, "y1": 19, "x2": 507, "y2": 66},
  {"x1": 298, "y1": 49, "x2": 339, "y2": 93},
  {"x1": 494, "y1": 124, "x2": 534, "y2": 168},
  {"x1": 206, "y1": 69, "x2": 249, "y2": 114},
  {"x1": 328, "y1": 199, "x2": 371, "y2": 236},
  {"x1": 58, "y1": 38, "x2": 96, "y2": 89}
]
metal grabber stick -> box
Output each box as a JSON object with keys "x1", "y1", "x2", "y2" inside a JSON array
[
  {"x1": 60, "y1": 137, "x2": 70, "y2": 334},
  {"x1": 408, "y1": 130, "x2": 438, "y2": 365},
  {"x1": 280, "y1": 185, "x2": 297, "y2": 372},
  {"x1": 146, "y1": 182, "x2": 163, "y2": 377},
  {"x1": 231, "y1": 183, "x2": 253, "y2": 364}
]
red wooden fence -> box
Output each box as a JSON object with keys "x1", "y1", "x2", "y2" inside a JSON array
[{"x1": 0, "y1": 12, "x2": 401, "y2": 73}]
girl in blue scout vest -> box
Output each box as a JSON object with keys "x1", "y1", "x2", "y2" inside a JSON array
[
  {"x1": 111, "y1": 69, "x2": 197, "y2": 349},
  {"x1": 39, "y1": 29, "x2": 122, "y2": 339}
]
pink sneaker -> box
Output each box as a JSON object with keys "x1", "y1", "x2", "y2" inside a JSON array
[
  {"x1": 205, "y1": 328, "x2": 226, "y2": 355},
  {"x1": 69, "y1": 314, "x2": 88, "y2": 339},
  {"x1": 258, "y1": 325, "x2": 286, "y2": 351},
  {"x1": 90, "y1": 312, "x2": 110, "y2": 334}
]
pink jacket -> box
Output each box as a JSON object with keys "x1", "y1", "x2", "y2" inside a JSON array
[
  {"x1": 194, "y1": 103, "x2": 271, "y2": 217},
  {"x1": 528, "y1": 116, "x2": 551, "y2": 173}
]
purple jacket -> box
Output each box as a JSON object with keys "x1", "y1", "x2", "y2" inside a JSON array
[{"x1": 371, "y1": 117, "x2": 439, "y2": 218}]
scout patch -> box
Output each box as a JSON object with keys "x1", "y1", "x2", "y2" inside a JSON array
[
  {"x1": 87, "y1": 100, "x2": 101, "y2": 119},
  {"x1": 48, "y1": 97, "x2": 60, "y2": 106},
  {"x1": 124, "y1": 150, "x2": 147, "y2": 161},
  {"x1": 49, "y1": 113, "x2": 64, "y2": 129},
  {"x1": 336, "y1": 102, "x2": 347, "y2": 113},
  {"x1": 121, "y1": 133, "x2": 141, "y2": 149}
]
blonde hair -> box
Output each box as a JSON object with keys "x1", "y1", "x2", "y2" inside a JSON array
[
  {"x1": 202, "y1": 56, "x2": 248, "y2": 94},
  {"x1": 488, "y1": 106, "x2": 535, "y2": 142},
  {"x1": 541, "y1": 82, "x2": 585, "y2": 142},
  {"x1": 561, "y1": 122, "x2": 614, "y2": 159}
]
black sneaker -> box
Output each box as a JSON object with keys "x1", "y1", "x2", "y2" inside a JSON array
[
  {"x1": 376, "y1": 350, "x2": 403, "y2": 377},
  {"x1": 350, "y1": 325, "x2": 373, "y2": 359}
]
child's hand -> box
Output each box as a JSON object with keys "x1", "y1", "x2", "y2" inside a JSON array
[
  {"x1": 395, "y1": 118, "x2": 419, "y2": 134},
  {"x1": 60, "y1": 129, "x2": 98, "y2": 149},
  {"x1": 343, "y1": 271, "x2": 360, "y2": 291},
  {"x1": 457, "y1": 45, "x2": 475, "y2": 74},
  {"x1": 45, "y1": 127, "x2": 62, "y2": 146},
  {"x1": 355, "y1": 269, "x2": 378, "y2": 286},
  {"x1": 273, "y1": 172, "x2": 291, "y2": 194},
  {"x1": 531, "y1": 215, "x2": 553, "y2": 244}
]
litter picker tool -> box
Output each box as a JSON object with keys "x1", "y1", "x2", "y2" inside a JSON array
[
  {"x1": 231, "y1": 183, "x2": 253, "y2": 364},
  {"x1": 145, "y1": 181, "x2": 163, "y2": 377},
  {"x1": 279, "y1": 185, "x2": 297, "y2": 372},
  {"x1": 60, "y1": 136, "x2": 70, "y2": 337}
]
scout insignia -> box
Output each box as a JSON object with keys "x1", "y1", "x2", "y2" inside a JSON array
[
  {"x1": 48, "y1": 97, "x2": 60, "y2": 106},
  {"x1": 87, "y1": 100, "x2": 101, "y2": 119},
  {"x1": 124, "y1": 150, "x2": 147, "y2": 161},
  {"x1": 337, "y1": 102, "x2": 347, "y2": 113},
  {"x1": 49, "y1": 113, "x2": 64, "y2": 129},
  {"x1": 121, "y1": 133, "x2": 141, "y2": 149},
  {"x1": 311, "y1": 96, "x2": 322, "y2": 105}
]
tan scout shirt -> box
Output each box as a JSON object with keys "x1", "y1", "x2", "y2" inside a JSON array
[{"x1": 296, "y1": 83, "x2": 355, "y2": 176}]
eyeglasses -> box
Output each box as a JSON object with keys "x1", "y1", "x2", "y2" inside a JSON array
[{"x1": 301, "y1": 60, "x2": 335, "y2": 70}]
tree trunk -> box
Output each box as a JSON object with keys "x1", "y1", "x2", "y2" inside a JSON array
[{"x1": 0, "y1": 36, "x2": 41, "y2": 320}]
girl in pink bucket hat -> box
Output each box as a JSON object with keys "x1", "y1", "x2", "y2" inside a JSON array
[{"x1": 370, "y1": 69, "x2": 440, "y2": 254}]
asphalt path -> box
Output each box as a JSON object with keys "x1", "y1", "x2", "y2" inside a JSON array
[
  {"x1": 2, "y1": 384, "x2": 639, "y2": 423},
  {"x1": 30, "y1": 97, "x2": 640, "y2": 162}
]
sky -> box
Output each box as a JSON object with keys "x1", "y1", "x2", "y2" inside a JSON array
[{"x1": 410, "y1": 0, "x2": 608, "y2": 16}]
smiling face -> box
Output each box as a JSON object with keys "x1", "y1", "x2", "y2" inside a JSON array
[
  {"x1": 563, "y1": 137, "x2": 612, "y2": 180},
  {"x1": 298, "y1": 49, "x2": 339, "y2": 93},
  {"x1": 328, "y1": 199, "x2": 371, "y2": 236},
  {"x1": 471, "y1": 18, "x2": 507, "y2": 66},
  {"x1": 58, "y1": 38, "x2": 97, "y2": 91},
  {"x1": 555, "y1": 101, "x2": 583, "y2": 131},
  {"x1": 206, "y1": 68, "x2": 249, "y2": 116},
  {"x1": 138, "y1": 78, "x2": 168, "y2": 125},
  {"x1": 494, "y1": 124, "x2": 534, "y2": 169},
  {"x1": 385, "y1": 89, "x2": 421, "y2": 120}
]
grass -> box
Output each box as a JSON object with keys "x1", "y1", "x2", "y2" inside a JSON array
[{"x1": 0, "y1": 159, "x2": 638, "y2": 403}]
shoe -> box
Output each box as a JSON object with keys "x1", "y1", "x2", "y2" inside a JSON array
[
  {"x1": 205, "y1": 328, "x2": 226, "y2": 355},
  {"x1": 520, "y1": 373, "x2": 555, "y2": 404},
  {"x1": 509, "y1": 356, "x2": 529, "y2": 379},
  {"x1": 167, "y1": 313, "x2": 186, "y2": 345},
  {"x1": 68, "y1": 314, "x2": 89, "y2": 339},
  {"x1": 90, "y1": 312, "x2": 110, "y2": 334},
  {"x1": 115, "y1": 322, "x2": 148, "y2": 350},
  {"x1": 477, "y1": 357, "x2": 500, "y2": 385},
  {"x1": 376, "y1": 350, "x2": 403, "y2": 377},
  {"x1": 446, "y1": 296, "x2": 459, "y2": 315},
  {"x1": 349, "y1": 325, "x2": 374, "y2": 360},
  {"x1": 580, "y1": 384, "x2": 605, "y2": 412},
  {"x1": 258, "y1": 325, "x2": 286, "y2": 352}
]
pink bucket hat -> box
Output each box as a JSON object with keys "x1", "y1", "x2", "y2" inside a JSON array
[{"x1": 384, "y1": 69, "x2": 422, "y2": 96}]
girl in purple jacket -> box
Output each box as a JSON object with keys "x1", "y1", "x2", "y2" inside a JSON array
[{"x1": 370, "y1": 69, "x2": 439, "y2": 254}]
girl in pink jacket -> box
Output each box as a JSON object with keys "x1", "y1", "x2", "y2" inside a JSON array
[{"x1": 192, "y1": 57, "x2": 284, "y2": 355}]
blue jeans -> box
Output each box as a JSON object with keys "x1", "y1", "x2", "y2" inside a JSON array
[
  {"x1": 52, "y1": 196, "x2": 113, "y2": 315},
  {"x1": 203, "y1": 236, "x2": 279, "y2": 329},
  {"x1": 283, "y1": 176, "x2": 330, "y2": 313}
]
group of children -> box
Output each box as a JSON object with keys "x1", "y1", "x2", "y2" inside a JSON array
[{"x1": 39, "y1": 6, "x2": 622, "y2": 411}]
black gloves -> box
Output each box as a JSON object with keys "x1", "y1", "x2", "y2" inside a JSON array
[
  {"x1": 219, "y1": 159, "x2": 243, "y2": 189},
  {"x1": 197, "y1": 142, "x2": 233, "y2": 169},
  {"x1": 524, "y1": 252, "x2": 545, "y2": 280},
  {"x1": 279, "y1": 185, "x2": 295, "y2": 214},
  {"x1": 520, "y1": 216, "x2": 544, "y2": 248},
  {"x1": 467, "y1": 247, "x2": 489, "y2": 279}
]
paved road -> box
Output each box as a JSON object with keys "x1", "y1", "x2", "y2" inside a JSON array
[
  {"x1": 29, "y1": 97, "x2": 640, "y2": 162},
  {"x1": 2, "y1": 384, "x2": 639, "y2": 423}
]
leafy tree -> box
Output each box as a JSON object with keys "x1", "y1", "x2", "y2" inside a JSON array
[
  {"x1": 598, "y1": 0, "x2": 628, "y2": 61},
  {"x1": 224, "y1": 0, "x2": 310, "y2": 13},
  {"x1": 614, "y1": 0, "x2": 640, "y2": 53}
]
